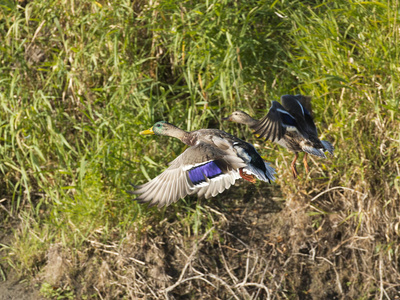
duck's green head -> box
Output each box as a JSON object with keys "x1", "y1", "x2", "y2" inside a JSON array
[{"x1": 140, "y1": 121, "x2": 168, "y2": 136}]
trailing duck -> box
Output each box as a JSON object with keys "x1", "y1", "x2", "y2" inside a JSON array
[{"x1": 224, "y1": 94, "x2": 334, "y2": 178}]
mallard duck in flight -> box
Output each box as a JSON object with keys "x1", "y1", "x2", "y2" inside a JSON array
[
  {"x1": 131, "y1": 121, "x2": 276, "y2": 207},
  {"x1": 224, "y1": 94, "x2": 334, "y2": 178}
]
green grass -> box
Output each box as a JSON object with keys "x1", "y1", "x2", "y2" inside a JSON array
[{"x1": 0, "y1": 0, "x2": 399, "y2": 298}]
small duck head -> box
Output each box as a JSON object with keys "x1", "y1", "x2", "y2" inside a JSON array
[
  {"x1": 140, "y1": 121, "x2": 170, "y2": 135},
  {"x1": 140, "y1": 121, "x2": 187, "y2": 140},
  {"x1": 223, "y1": 111, "x2": 257, "y2": 126}
]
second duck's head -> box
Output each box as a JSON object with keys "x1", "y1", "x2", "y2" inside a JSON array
[{"x1": 223, "y1": 110, "x2": 255, "y2": 125}]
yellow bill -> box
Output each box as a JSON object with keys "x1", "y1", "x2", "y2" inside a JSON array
[{"x1": 139, "y1": 127, "x2": 155, "y2": 135}]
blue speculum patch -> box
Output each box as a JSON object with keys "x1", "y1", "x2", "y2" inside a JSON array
[
  {"x1": 281, "y1": 112, "x2": 297, "y2": 126},
  {"x1": 188, "y1": 161, "x2": 223, "y2": 185}
]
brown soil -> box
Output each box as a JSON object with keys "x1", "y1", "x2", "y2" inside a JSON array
[
  {"x1": 0, "y1": 222, "x2": 42, "y2": 300},
  {"x1": 0, "y1": 274, "x2": 42, "y2": 300},
  {"x1": 1, "y1": 180, "x2": 400, "y2": 299}
]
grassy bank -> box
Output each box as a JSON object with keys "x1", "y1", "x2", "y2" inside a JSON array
[{"x1": 0, "y1": 0, "x2": 399, "y2": 298}]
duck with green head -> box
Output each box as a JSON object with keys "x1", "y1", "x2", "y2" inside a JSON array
[
  {"x1": 224, "y1": 94, "x2": 334, "y2": 178},
  {"x1": 131, "y1": 121, "x2": 276, "y2": 208}
]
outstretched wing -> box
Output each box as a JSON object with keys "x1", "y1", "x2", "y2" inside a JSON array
[
  {"x1": 252, "y1": 101, "x2": 297, "y2": 142},
  {"x1": 130, "y1": 142, "x2": 246, "y2": 207}
]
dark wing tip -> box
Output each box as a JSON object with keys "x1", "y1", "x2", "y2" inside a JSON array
[
  {"x1": 126, "y1": 182, "x2": 144, "y2": 196},
  {"x1": 132, "y1": 195, "x2": 166, "y2": 208},
  {"x1": 126, "y1": 190, "x2": 138, "y2": 195},
  {"x1": 126, "y1": 183, "x2": 158, "y2": 206}
]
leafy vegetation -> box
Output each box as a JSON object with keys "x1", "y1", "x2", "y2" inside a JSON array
[{"x1": 0, "y1": 0, "x2": 399, "y2": 298}]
